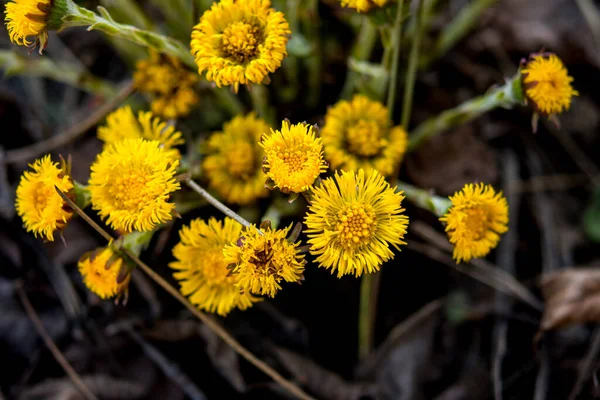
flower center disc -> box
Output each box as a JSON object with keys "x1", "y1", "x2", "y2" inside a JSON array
[
  {"x1": 462, "y1": 207, "x2": 491, "y2": 241},
  {"x1": 226, "y1": 141, "x2": 256, "y2": 178},
  {"x1": 346, "y1": 119, "x2": 387, "y2": 157},
  {"x1": 277, "y1": 150, "x2": 308, "y2": 173},
  {"x1": 109, "y1": 171, "x2": 154, "y2": 212},
  {"x1": 33, "y1": 182, "x2": 53, "y2": 212},
  {"x1": 336, "y1": 203, "x2": 376, "y2": 247},
  {"x1": 221, "y1": 22, "x2": 261, "y2": 63}
]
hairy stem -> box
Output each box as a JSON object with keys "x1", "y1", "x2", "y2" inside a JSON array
[
  {"x1": 400, "y1": 0, "x2": 425, "y2": 128},
  {"x1": 395, "y1": 180, "x2": 452, "y2": 217}
]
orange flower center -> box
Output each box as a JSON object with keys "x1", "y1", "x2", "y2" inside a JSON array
[
  {"x1": 221, "y1": 22, "x2": 261, "y2": 63},
  {"x1": 336, "y1": 203, "x2": 376, "y2": 247},
  {"x1": 277, "y1": 150, "x2": 308, "y2": 173}
]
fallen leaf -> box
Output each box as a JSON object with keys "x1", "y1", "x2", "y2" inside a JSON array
[{"x1": 20, "y1": 375, "x2": 146, "y2": 400}]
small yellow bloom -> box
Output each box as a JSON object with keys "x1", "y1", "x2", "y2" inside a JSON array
[
  {"x1": 260, "y1": 120, "x2": 327, "y2": 194},
  {"x1": 170, "y1": 217, "x2": 261, "y2": 316},
  {"x1": 521, "y1": 53, "x2": 578, "y2": 117},
  {"x1": 133, "y1": 51, "x2": 200, "y2": 119},
  {"x1": 190, "y1": 0, "x2": 290, "y2": 92},
  {"x1": 305, "y1": 169, "x2": 409, "y2": 277},
  {"x1": 97, "y1": 106, "x2": 184, "y2": 162},
  {"x1": 15, "y1": 155, "x2": 73, "y2": 241},
  {"x1": 223, "y1": 224, "x2": 305, "y2": 298},
  {"x1": 78, "y1": 247, "x2": 130, "y2": 299},
  {"x1": 440, "y1": 183, "x2": 509, "y2": 263},
  {"x1": 321, "y1": 95, "x2": 407, "y2": 176},
  {"x1": 340, "y1": 0, "x2": 388, "y2": 13},
  {"x1": 88, "y1": 138, "x2": 180, "y2": 233},
  {"x1": 202, "y1": 113, "x2": 270, "y2": 205},
  {"x1": 5, "y1": 0, "x2": 51, "y2": 51}
]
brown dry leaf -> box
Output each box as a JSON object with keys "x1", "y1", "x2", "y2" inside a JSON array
[
  {"x1": 405, "y1": 125, "x2": 498, "y2": 196},
  {"x1": 540, "y1": 267, "x2": 600, "y2": 330},
  {"x1": 20, "y1": 375, "x2": 146, "y2": 400}
]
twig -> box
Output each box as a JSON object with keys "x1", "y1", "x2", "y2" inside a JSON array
[
  {"x1": 5, "y1": 81, "x2": 134, "y2": 164},
  {"x1": 569, "y1": 328, "x2": 600, "y2": 400},
  {"x1": 54, "y1": 188, "x2": 315, "y2": 400},
  {"x1": 400, "y1": 0, "x2": 424, "y2": 128},
  {"x1": 15, "y1": 282, "x2": 99, "y2": 400},
  {"x1": 358, "y1": 272, "x2": 380, "y2": 359},
  {"x1": 386, "y1": 0, "x2": 406, "y2": 120}
]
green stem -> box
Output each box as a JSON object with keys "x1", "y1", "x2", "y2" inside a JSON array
[
  {"x1": 358, "y1": 272, "x2": 379, "y2": 359},
  {"x1": 395, "y1": 180, "x2": 451, "y2": 217},
  {"x1": 302, "y1": 0, "x2": 321, "y2": 108},
  {"x1": 340, "y1": 18, "x2": 378, "y2": 100},
  {"x1": 386, "y1": 0, "x2": 407, "y2": 119},
  {"x1": 212, "y1": 86, "x2": 244, "y2": 116},
  {"x1": 249, "y1": 85, "x2": 275, "y2": 126},
  {"x1": 407, "y1": 72, "x2": 524, "y2": 152},
  {"x1": 400, "y1": 0, "x2": 425, "y2": 128}
]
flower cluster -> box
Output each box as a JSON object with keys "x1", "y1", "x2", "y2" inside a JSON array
[
  {"x1": 133, "y1": 51, "x2": 200, "y2": 119},
  {"x1": 339, "y1": 0, "x2": 389, "y2": 13}
]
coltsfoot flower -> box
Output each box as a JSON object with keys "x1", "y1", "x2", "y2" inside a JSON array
[
  {"x1": 78, "y1": 247, "x2": 130, "y2": 299},
  {"x1": 521, "y1": 53, "x2": 578, "y2": 119},
  {"x1": 260, "y1": 120, "x2": 328, "y2": 194},
  {"x1": 15, "y1": 155, "x2": 73, "y2": 241},
  {"x1": 88, "y1": 138, "x2": 180, "y2": 233},
  {"x1": 190, "y1": 0, "x2": 291, "y2": 92},
  {"x1": 321, "y1": 95, "x2": 407, "y2": 176},
  {"x1": 305, "y1": 169, "x2": 409, "y2": 277},
  {"x1": 170, "y1": 217, "x2": 261, "y2": 316},
  {"x1": 223, "y1": 223, "x2": 305, "y2": 298},
  {"x1": 97, "y1": 106, "x2": 184, "y2": 162},
  {"x1": 133, "y1": 51, "x2": 199, "y2": 119},
  {"x1": 440, "y1": 183, "x2": 509, "y2": 263},
  {"x1": 202, "y1": 113, "x2": 269, "y2": 205},
  {"x1": 340, "y1": 0, "x2": 388, "y2": 13}
]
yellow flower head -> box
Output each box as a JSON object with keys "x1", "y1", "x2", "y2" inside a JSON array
[
  {"x1": 340, "y1": 0, "x2": 388, "y2": 13},
  {"x1": 304, "y1": 169, "x2": 409, "y2": 277},
  {"x1": 521, "y1": 53, "x2": 578, "y2": 117},
  {"x1": 439, "y1": 183, "x2": 509, "y2": 263},
  {"x1": 88, "y1": 138, "x2": 181, "y2": 233},
  {"x1": 170, "y1": 217, "x2": 261, "y2": 316},
  {"x1": 321, "y1": 95, "x2": 407, "y2": 176},
  {"x1": 5, "y1": 0, "x2": 51, "y2": 51},
  {"x1": 15, "y1": 155, "x2": 73, "y2": 241},
  {"x1": 97, "y1": 106, "x2": 184, "y2": 162},
  {"x1": 78, "y1": 247, "x2": 130, "y2": 299},
  {"x1": 133, "y1": 51, "x2": 200, "y2": 119},
  {"x1": 223, "y1": 224, "x2": 305, "y2": 298},
  {"x1": 260, "y1": 120, "x2": 328, "y2": 194},
  {"x1": 202, "y1": 113, "x2": 270, "y2": 205},
  {"x1": 190, "y1": 0, "x2": 291, "y2": 92}
]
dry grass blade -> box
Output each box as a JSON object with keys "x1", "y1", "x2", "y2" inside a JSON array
[
  {"x1": 54, "y1": 187, "x2": 316, "y2": 400},
  {"x1": 15, "y1": 282, "x2": 99, "y2": 400}
]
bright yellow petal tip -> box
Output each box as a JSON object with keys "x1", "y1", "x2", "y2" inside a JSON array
[
  {"x1": 340, "y1": 0, "x2": 388, "y2": 13},
  {"x1": 321, "y1": 95, "x2": 407, "y2": 176},
  {"x1": 97, "y1": 105, "x2": 184, "y2": 162},
  {"x1": 223, "y1": 224, "x2": 305, "y2": 298},
  {"x1": 304, "y1": 169, "x2": 409, "y2": 278},
  {"x1": 78, "y1": 247, "x2": 129, "y2": 299},
  {"x1": 15, "y1": 155, "x2": 73, "y2": 241},
  {"x1": 170, "y1": 217, "x2": 262, "y2": 316},
  {"x1": 202, "y1": 113, "x2": 270, "y2": 205},
  {"x1": 133, "y1": 51, "x2": 200, "y2": 119},
  {"x1": 260, "y1": 120, "x2": 328, "y2": 194},
  {"x1": 439, "y1": 183, "x2": 509, "y2": 263},
  {"x1": 190, "y1": 0, "x2": 291, "y2": 92},
  {"x1": 521, "y1": 53, "x2": 578, "y2": 117},
  {"x1": 5, "y1": 0, "x2": 51, "y2": 50},
  {"x1": 88, "y1": 138, "x2": 181, "y2": 233}
]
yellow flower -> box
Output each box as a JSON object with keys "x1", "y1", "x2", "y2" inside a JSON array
[
  {"x1": 321, "y1": 95, "x2": 407, "y2": 177},
  {"x1": 15, "y1": 155, "x2": 73, "y2": 241},
  {"x1": 260, "y1": 120, "x2": 327, "y2": 194},
  {"x1": 340, "y1": 0, "x2": 388, "y2": 13},
  {"x1": 521, "y1": 53, "x2": 578, "y2": 117},
  {"x1": 439, "y1": 183, "x2": 509, "y2": 263},
  {"x1": 88, "y1": 138, "x2": 180, "y2": 233},
  {"x1": 304, "y1": 169, "x2": 409, "y2": 277},
  {"x1": 97, "y1": 106, "x2": 184, "y2": 162},
  {"x1": 223, "y1": 224, "x2": 305, "y2": 298},
  {"x1": 170, "y1": 217, "x2": 261, "y2": 316},
  {"x1": 202, "y1": 113, "x2": 270, "y2": 205},
  {"x1": 190, "y1": 0, "x2": 290, "y2": 92},
  {"x1": 133, "y1": 51, "x2": 200, "y2": 119},
  {"x1": 5, "y1": 0, "x2": 51, "y2": 51},
  {"x1": 78, "y1": 247, "x2": 130, "y2": 299}
]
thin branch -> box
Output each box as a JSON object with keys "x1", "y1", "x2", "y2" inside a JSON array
[
  {"x1": 54, "y1": 188, "x2": 314, "y2": 400},
  {"x1": 386, "y1": 0, "x2": 406, "y2": 120},
  {"x1": 400, "y1": 0, "x2": 425, "y2": 128},
  {"x1": 15, "y1": 282, "x2": 99, "y2": 400},
  {"x1": 5, "y1": 81, "x2": 135, "y2": 164}
]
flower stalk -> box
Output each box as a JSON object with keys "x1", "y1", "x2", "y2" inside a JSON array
[{"x1": 395, "y1": 180, "x2": 452, "y2": 217}]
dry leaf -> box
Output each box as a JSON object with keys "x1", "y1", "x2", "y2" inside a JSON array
[{"x1": 540, "y1": 268, "x2": 600, "y2": 330}]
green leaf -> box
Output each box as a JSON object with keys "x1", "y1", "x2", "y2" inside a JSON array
[
  {"x1": 287, "y1": 34, "x2": 313, "y2": 58},
  {"x1": 584, "y1": 187, "x2": 600, "y2": 242}
]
